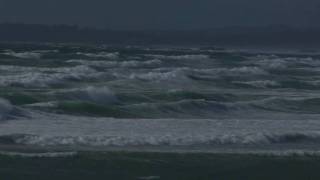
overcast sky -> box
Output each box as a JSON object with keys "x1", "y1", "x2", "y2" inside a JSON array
[{"x1": 0, "y1": 0, "x2": 319, "y2": 30}]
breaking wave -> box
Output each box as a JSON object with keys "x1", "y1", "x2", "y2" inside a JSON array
[
  {"x1": 127, "y1": 66, "x2": 267, "y2": 82},
  {"x1": 54, "y1": 86, "x2": 118, "y2": 105},
  {"x1": 145, "y1": 54, "x2": 210, "y2": 60},
  {"x1": 0, "y1": 65, "x2": 101, "y2": 87},
  {"x1": 2, "y1": 51, "x2": 42, "y2": 59},
  {"x1": 8, "y1": 132, "x2": 320, "y2": 147},
  {"x1": 249, "y1": 55, "x2": 320, "y2": 69},
  {"x1": 233, "y1": 80, "x2": 280, "y2": 88},
  {"x1": 68, "y1": 59, "x2": 162, "y2": 68},
  {"x1": 76, "y1": 52, "x2": 119, "y2": 59}
]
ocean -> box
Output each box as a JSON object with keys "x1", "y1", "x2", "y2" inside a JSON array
[{"x1": 1, "y1": 42, "x2": 320, "y2": 179}]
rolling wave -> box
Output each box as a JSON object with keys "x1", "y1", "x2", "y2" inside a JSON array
[
  {"x1": 1, "y1": 44, "x2": 320, "y2": 153},
  {"x1": 0, "y1": 65, "x2": 101, "y2": 87},
  {"x1": 145, "y1": 54, "x2": 210, "y2": 60},
  {"x1": 1, "y1": 50, "x2": 42, "y2": 59},
  {"x1": 76, "y1": 52, "x2": 119, "y2": 59},
  {"x1": 68, "y1": 59, "x2": 162, "y2": 68},
  {"x1": 4, "y1": 132, "x2": 320, "y2": 147}
]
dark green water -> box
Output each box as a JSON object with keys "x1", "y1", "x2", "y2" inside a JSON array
[{"x1": 1, "y1": 152, "x2": 320, "y2": 180}]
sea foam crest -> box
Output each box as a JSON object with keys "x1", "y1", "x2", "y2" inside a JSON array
[
  {"x1": 0, "y1": 151, "x2": 77, "y2": 158},
  {"x1": 145, "y1": 54, "x2": 210, "y2": 60},
  {"x1": 12, "y1": 132, "x2": 320, "y2": 147},
  {"x1": 76, "y1": 52, "x2": 119, "y2": 59},
  {"x1": 251, "y1": 55, "x2": 320, "y2": 69},
  {"x1": 129, "y1": 70, "x2": 185, "y2": 81},
  {"x1": 233, "y1": 80, "x2": 280, "y2": 88},
  {"x1": 0, "y1": 65, "x2": 100, "y2": 87},
  {"x1": 2, "y1": 50, "x2": 42, "y2": 59},
  {"x1": 67, "y1": 59, "x2": 162, "y2": 68}
]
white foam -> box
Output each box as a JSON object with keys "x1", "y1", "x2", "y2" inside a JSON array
[
  {"x1": 0, "y1": 151, "x2": 77, "y2": 158},
  {"x1": 175, "y1": 66, "x2": 267, "y2": 76},
  {"x1": 2, "y1": 51, "x2": 42, "y2": 59},
  {"x1": 1, "y1": 112, "x2": 320, "y2": 148},
  {"x1": 76, "y1": 52, "x2": 119, "y2": 59},
  {"x1": 250, "y1": 55, "x2": 320, "y2": 69},
  {"x1": 124, "y1": 66, "x2": 266, "y2": 81},
  {"x1": 56, "y1": 86, "x2": 118, "y2": 105},
  {"x1": 129, "y1": 70, "x2": 185, "y2": 81},
  {"x1": 25, "y1": 101, "x2": 58, "y2": 108},
  {"x1": 250, "y1": 150, "x2": 320, "y2": 157},
  {"x1": 226, "y1": 66, "x2": 267, "y2": 75},
  {"x1": 10, "y1": 131, "x2": 320, "y2": 147},
  {"x1": 67, "y1": 59, "x2": 162, "y2": 68},
  {"x1": 233, "y1": 80, "x2": 280, "y2": 88},
  {"x1": 120, "y1": 59, "x2": 162, "y2": 68},
  {"x1": 145, "y1": 54, "x2": 210, "y2": 60},
  {"x1": 0, "y1": 65, "x2": 100, "y2": 87},
  {"x1": 67, "y1": 59, "x2": 118, "y2": 67}
]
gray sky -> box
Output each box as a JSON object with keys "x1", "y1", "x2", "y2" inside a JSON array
[{"x1": 0, "y1": 0, "x2": 319, "y2": 30}]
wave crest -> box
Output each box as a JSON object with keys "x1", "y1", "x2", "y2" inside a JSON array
[
  {"x1": 2, "y1": 51, "x2": 42, "y2": 59},
  {"x1": 76, "y1": 52, "x2": 119, "y2": 59},
  {"x1": 9, "y1": 132, "x2": 320, "y2": 147}
]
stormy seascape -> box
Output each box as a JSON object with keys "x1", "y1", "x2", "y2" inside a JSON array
[{"x1": 0, "y1": 42, "x2": 320, "y2": 179}]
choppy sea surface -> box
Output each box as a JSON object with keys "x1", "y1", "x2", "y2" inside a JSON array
[{"x1": 1, "y1": 43, "x2": 320, "y2": 155}]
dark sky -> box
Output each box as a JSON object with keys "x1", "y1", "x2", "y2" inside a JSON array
[{"x1": 0, "y1": 0, "x2": 319, "y2": 30}]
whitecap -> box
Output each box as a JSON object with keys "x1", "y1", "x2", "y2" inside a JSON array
[
  {"x1": 11, "y1": 132, "x2": 320, "y2": 147},
  {"x1": 250, "y1": 55, "x2": 320, "y2": 69},
  {"x1": 233, "y1": 80, "x2": 280, "y2": 88},
  {"x1": 145, "y1": 54, "x2": 210, "y2": 60},
  {"x1": 76, "y1": 52, "x2": 119, "y2": 59},
  {"x1": 0, "y1": 65, "x2": 100, "y2": 87},
  {"x1": 129, "y1": 70, "x2": 184, "y2": 81},
  {"x1": 2, "y1": 51, "x2": 42, "y2": 59},
  {"x1": 67, "y1": 59, "x2": 162, "y2": 68},
  {"x1": 56, "y1": 86, "x2": 118, "y2": 105},
  {"x1": 0, "y1": 151, "x2": 77, "y2": 158}
]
